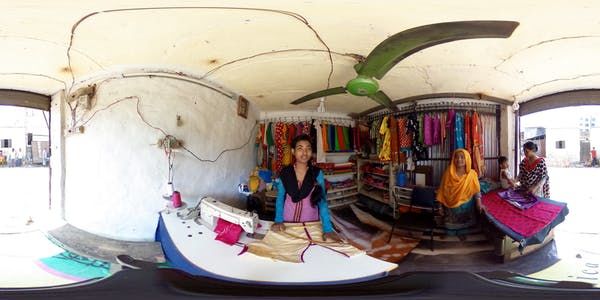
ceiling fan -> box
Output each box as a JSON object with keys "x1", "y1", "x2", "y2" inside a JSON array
[{"x1": 291, "y1": 20, "x2": 519, "y2": 112}]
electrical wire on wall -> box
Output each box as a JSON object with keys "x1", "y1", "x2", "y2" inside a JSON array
[
  {"x1": 181, "y1": 122, "x2": 258, "y2": 163},
  {"x1": 74, "y1": 93, "x2": 258, "y2": 164},
  {"x1": 66, "y1": 6, "x2": 336, "y2": 95}
]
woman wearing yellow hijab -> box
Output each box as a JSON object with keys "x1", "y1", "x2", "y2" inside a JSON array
[{"x1": 436, "y1": 148, "x2": 482, "y2": 231}]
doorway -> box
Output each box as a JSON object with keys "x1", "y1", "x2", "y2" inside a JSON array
[{"x1": 0, "y1": 106, "x2": 50, "y2": 233}]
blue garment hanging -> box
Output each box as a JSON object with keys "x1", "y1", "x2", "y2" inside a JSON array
[{"x1": 455, "y1": 112, "x2": 465, "y2": 149}]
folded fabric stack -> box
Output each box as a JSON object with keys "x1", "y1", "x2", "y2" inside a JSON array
[
  {"x1": 326, "y1": 178, "x2": 356, "y2": 190},
  {"x1": 497, "y1": 189, "x2": 539, "y2": 210}
]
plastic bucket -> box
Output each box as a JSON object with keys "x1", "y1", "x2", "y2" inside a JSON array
[{"x1": 396, "y1": 171, "x2": 407, "y2": 187}]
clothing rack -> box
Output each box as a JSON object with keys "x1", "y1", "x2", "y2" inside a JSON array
[
  {"x1": 363, "y1": 101, "x2": 499, "y2": 121},
  {"x1": 260, "y1": 116, "x2": 353, "y2": 127}
]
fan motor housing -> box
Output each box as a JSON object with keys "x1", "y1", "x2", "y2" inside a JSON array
[{"x1": 346, "y1": 76, "x2": 379, "y2": 96}]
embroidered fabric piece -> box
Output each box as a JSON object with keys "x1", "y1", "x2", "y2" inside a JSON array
[
  {"x1": 214, "y1": 218, "x2": 244, "y2": 245},
  {"x1": 246, "y1": 222, "x2": 363, "y2": 263}
]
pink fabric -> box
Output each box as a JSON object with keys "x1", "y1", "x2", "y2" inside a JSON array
[
  {"x1": 283, "y1": 193, "x2": 319, "y2": 223},
  {"x1": 432, "y1": 114, "x2": 441, "y2": 145},
  {"x1": 214, "y1": 217, "x2": 244, "y2": 245},
  {"x1": 482, "y1": 191, "x2": 563, "y2": 237},
  {"x1": 423, "y1": 114, "x2": 433, "y2": 146}
]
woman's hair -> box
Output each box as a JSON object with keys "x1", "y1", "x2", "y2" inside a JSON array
[
  {"x1": 523, "y1": 141, "x2": 538, "y2": 153},
  {"x1": 498, "y1": 156, "x2": 508, "y2": 164},
  {"x1": 291, "y1": 134, "x2": 312, "y2": 149}
]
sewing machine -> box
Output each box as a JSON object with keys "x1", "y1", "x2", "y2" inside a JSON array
[{"x1": 198, "y1": 197, "x2": 259, "y2": 234}]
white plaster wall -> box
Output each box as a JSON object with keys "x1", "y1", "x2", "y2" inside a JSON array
[
  {"x1": 545, "y1": 128, "x2": 580, "y2": 166},
  {"x1": 50, "y1": 91, "x2": 66, "y2": 218},
  {"x1": 62, "y1": 77, "x2": 258, "y2": 241}
]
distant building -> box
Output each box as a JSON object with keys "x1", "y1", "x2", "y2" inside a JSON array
[{"x1": 0, "y1": 107, "x2": 49, "y2": 165}]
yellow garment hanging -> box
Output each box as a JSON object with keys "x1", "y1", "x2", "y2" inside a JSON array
[
  {"x1": 436, "y1": 149, "x2": 480, "y2": 208},
  {"x1": 282, "y1": 144, "x2": 292, "y2": 166},
  {"x1": 378, "y1": 116, "x2": 391, "y2": 161}
]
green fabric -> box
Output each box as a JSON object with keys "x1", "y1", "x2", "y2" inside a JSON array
[
  {"x1": 342, "y1": 126, "x2": 350, "y2": 151},
  {"x1": 333, "y1": 126, "x2": 340, "y2": 151},
  {"x1": 266, "y1": 122, "x2": 274, "y2": 146},
  {"x1": 39, "y1": 251, "x2": 110, "y2": 280}
]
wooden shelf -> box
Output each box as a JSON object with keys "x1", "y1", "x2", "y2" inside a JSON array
[
  {"x1": 358, "y1": 159, "x2": 390, "y2": 164},
  {"x1": 359, "y1": 189, "x2": 388, "y2": 204},
  {"x1": 327, "y1": 186, "x2": 358, "y2": 194},
  {"x1": 328, "y1": 192, "x2": 359, "y2": 201},
  {"x1": 329, "y1": 198, "x2": 358, "y2": 209},
  {"x1": 361, "y1": 181, "x2": 389, "y2": 191},
  {"x1": 324, "y1": 171, "x2": 356, "y2": 177},
  {"x1": 363, "y1": 171, "x2": 388, "y2": 178}
]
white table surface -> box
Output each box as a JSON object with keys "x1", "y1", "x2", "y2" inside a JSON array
[{"x1": 160, "y1": 210, "x2": 397, "y2": 283}]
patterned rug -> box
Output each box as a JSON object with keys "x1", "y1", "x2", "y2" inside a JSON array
[
  {"x1": 331, "y1": 205, "x2": 419, "y2": 263},
  {"x1": 36, "y1": 250, "x2": 111, "y2": 281}
]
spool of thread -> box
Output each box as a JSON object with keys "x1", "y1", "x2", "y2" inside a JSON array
[{"x1": 171, "y1": 191, "x2": 182, "y2": 208}]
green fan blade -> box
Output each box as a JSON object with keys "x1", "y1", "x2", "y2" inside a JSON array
[
  {"x1": 358, "y1": 21, "x2": 519, "y2": 79},
  {"x1": 291, "y1": 86, "x2": 347, "y2": 105},
  {"x1": 367, "y1": 91, "x2": 398, "y2": 111}
]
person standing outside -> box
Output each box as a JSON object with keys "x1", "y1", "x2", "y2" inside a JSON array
[{"x1": 591, "y1": 147, "x2": 598, "y2": 167}]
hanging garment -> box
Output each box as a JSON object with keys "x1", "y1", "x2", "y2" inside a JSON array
[
  {"x1": 257, "y1": 123, "x2": 265, "y2": 145},
  {"x1": 455, "y1": 112, "x2": 465, "y2": 149},
  {"x1": 343, "y1": 126, "x2": 352, "y2": 151},
  {"x1": 446, "y1": 109, "x2": 456, "y2": 151},
  {"x1": 471, "y1": 112, "x2": 485, "y2": 176},
  {"x1": 418, "y1": 113, "x2": 425, "y2": 145},
  {"x1": 296, "y1": 122, "x2": 304, "y2": 138},
  {"x1": 407, "y1": 113, "x2": 427, "y2": 160},
  {"x1": 314, "y1": 120, "x2": 326, "y2": 163},
  {"x1": 302, "y1": 121, "x2": 311, "y2": 135},
  {"x1": 328, "y1": 124, "x2": 337, "y2": 151},
  {"x1": 321, "y1": 122, "x2": 329, "y2": 152},
  {"x1": 464, "y1": 112, "x2": 472, "y2": 156},
  {"x1": 257, "y1": 143, "x2": 263, "y2": 167},
  {"x1": 423, "y1": 113, "x2": 433, "y2": 146},
  {"x1": 266, "y1": 122, "x2": 274, "y2": 146},
  {"x1": 378, "y1": 116, "x2": 391, "y2": 161},
  {"x1": 275, "y1": 122, "x2": 286, "y2": 173},
  {"x1": 337, "y1": 126, "x2": 347, "y2": 151},
  {"x1": 331, "y1": 125, "x2": 339, "y2": 151},
  {"x1": 349, "y1": 125, "x2": 355, "y2": 151},
  {"x1": 397, "y1": 117, "x2": 412, "y2": 148},
  {"x1": 282, "y1": 144, "x2": 292, "y2": 166},
  {"x1": 432, "y1": 114, "x2": 441, "y2": 145},
  {"x1": 440, "y1": 112, "x2": 446, "y2": 145},
  {"x1": 389, "y1": 116, "x2": 399, "y2": 163},
  {"x1": 373, "y1": 118, "x2": 383, "y2": 155},
  {"x1": 288, "y1": 123, "x2": 296, "y2": 144}
]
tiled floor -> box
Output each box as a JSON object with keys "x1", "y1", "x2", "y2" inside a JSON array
[{"x1": 0, "y1": 166, "x2": 598, "y2": 288}]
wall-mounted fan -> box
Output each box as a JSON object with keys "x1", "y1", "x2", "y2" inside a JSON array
[{"x1": 291, "y1": 21, "x2": 519, "y2": 111}]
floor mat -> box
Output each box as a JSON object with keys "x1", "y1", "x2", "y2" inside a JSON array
[
  {"x1": 331, "y1": 208, "x2": 419, "y2": 263},
  {"x1": 36, "y1": 250, "x2": 111, "y2": 281}
]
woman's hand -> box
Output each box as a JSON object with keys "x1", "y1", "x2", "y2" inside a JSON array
[
  {"x1": 323, "y1": 232, "x2": 343, "y2": 243},
  {"x1": 271, "y1": 223, "x2": 285, "y2": 232},
  {"x1": 476, "y1": 196, "x2": 485, "y2": 214}
]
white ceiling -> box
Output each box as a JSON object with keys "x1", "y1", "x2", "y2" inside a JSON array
[{"x1": 2, "y1": 0, "x2": 600, "y2": 114}]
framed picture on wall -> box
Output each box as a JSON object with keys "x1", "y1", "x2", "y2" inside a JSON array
[{"x1": 237, "y1": 96, "x2": 249, "y2": 119}]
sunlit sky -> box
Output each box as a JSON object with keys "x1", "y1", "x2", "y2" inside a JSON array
[{"x1": 521, "y1": 105, "x2": 600, "y2": 129}]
